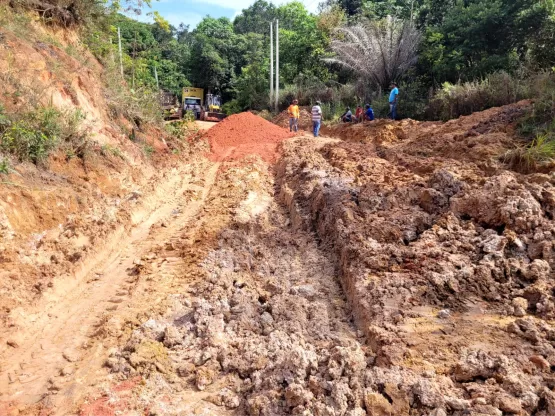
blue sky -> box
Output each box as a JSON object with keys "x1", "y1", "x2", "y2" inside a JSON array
[{"x1": 134, "y1": 0, "x2": 320, "y2": 29}]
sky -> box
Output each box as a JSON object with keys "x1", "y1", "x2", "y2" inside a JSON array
[{"x1": 134, "y1": 0, "x2": 321, "y2": 29}]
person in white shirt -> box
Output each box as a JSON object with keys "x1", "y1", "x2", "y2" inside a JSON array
[{"x1": 311, "y1": 101, "x2": 323, "y2": 137}]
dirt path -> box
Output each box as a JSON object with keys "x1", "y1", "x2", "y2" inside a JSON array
[
  {"x1": 2, "y1": 135, "x2": 371, "y2": 416},
  {"x1": 71, "y1": 138, "x2": 373, "y2": 416},
  {"x1": 0, "y1": 155, "x2": 223, "y2": 413}
]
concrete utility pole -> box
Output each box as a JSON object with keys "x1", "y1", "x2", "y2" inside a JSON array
[
  {"x1": 117, "y1": 27, "x2": 123, "y2": 77},
  {"x1": 154, "y1": 66, "x2": 159, "y2": 90},
  {"x1": 270, "y1": 22, "x2": 274, "y2": 104},
  {"x1": 275, "y1": 19, "x2": 279, "y2": 112}
]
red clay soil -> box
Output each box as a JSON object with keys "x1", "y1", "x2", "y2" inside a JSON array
[{"x1": 204, "y1": 112, "x2": 294, "y2": 163}]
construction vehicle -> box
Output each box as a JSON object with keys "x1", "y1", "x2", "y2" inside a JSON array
[
  {"x1": 182, "y1": 87, "x2": 204, "y2": 120},
  {"x1": 159, "y1": 90, "x2": 182, "y2": 120},
  {"x1": 201, "y1": 93, "x2": 226, "y2": 121},
  {"x1": 182, "y1": 87, "x2": 226, "y2": 122}
]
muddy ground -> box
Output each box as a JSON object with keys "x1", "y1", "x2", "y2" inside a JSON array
[{"x1": 1, "y1": 101, "x2": 555, "y2": 416}]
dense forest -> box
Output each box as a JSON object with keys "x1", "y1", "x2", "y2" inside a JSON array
[
  {"x1": 89, "y1": 0, "x2": 555, "y2": 121},
  {"x1": 3, "y1": 0, "x2": 555, "y2": 123}
]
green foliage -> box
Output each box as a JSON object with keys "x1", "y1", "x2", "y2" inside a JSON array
[
  {"x1": 517, "y1": 71, "x2": 555, "y2": 137},
  {"x1": 425, "y1": 71, "x2": 533, "y2": 120},
  {"x1": 0, "y1": 105, "x2": 87, "y2": 164},
  {"x1": 504, "y1": 134, "x2": 555, "y2": 173},
  {"x1": 222, "y1": 100, "x2": 243, "y2": 115},
  {"x1": 101, "y1": 144, "x2": 125, "y2": 159},
  {"x1": 103, "y1": 61, "x2": 163, "y2": 126},
  {"x1": 143, "y1": 143, "x2": 154, "y2": 158},
  {"x1": 418, "y1": 0, "x2": 549, "y2": 83},
  {"x1": 0, "y1": 157, "x2": 10, "y2": 174}
]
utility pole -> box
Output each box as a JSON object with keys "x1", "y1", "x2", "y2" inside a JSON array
[
  {"x1": 132, "y1": 30, "x2": 137, "y2": 88},
  {"x1": 275, "y1": 19, "x2": 279, "y2": 112},
  {"x1": 154, "y1": 66, "x2": 159, "y2": 91},
  {"x1": 270, "y1": 22, "x2": 274, "y2": 105},
  {"x1": 117, "y1": 27, "x2": 123, "y2": 77}
]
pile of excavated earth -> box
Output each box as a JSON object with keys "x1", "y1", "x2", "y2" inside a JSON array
[{"x1": 205, "y1": 112, "x2": 294, "y2": 162}]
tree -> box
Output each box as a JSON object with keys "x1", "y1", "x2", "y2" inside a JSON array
[
  {"x1": 189, "y1": 17, "x2": 239, "y2": 98},
  {"x1": 418, "y1": 0, "x2": 550, "y2": 83},
  {"x1": 233, "y1": 33, "x2": 269, "y2": 110},
  {"x1": 326, "y1": 17, "x2": 421, "y2": 90},
  {"x1": 234, "y1": 0, "x2": 276, "y2": 34}
]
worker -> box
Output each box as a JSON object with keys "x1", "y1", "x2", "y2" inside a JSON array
[
  {"x1": 311, "y1": 101, "x2": 323, "y2": 137},
  {"x1": 288, "y1": 99, "x2": 300, "y2": 132},
  {"x1": 365, "y1": 104, "x2": 375, "y2": 121},
  {"x1": 355, "y1": 105, "x2": 364, "y2": 123},
  {"x1": 389, "y1": 82, "x2": 399, "y2": 120},
  {"x1": 340, "y1": 107, "x2": 353, "y2": 123}
]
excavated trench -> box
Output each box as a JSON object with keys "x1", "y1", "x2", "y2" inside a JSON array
[{"x1": 89, "y1": 147, "x2": 376, "y2": 416}]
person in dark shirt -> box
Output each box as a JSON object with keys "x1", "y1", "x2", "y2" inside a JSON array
[{"x1": 365, "y1": 104, "x2": 375, "y2": 121}]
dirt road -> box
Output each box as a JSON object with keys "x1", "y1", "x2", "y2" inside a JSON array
[
  {"x1": 0, "y1": 151, "x2": 220, "y2": 413},
  {"x1": 2, "y1": 105, "x2": 555, "y2": 416},
  {"x1": 0, "y1": 124, "x2": 371, "y2": 416}
]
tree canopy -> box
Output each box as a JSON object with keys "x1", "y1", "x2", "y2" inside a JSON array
[{"x1": 81, "y1": 0, "x2": 555, "y2": 112}]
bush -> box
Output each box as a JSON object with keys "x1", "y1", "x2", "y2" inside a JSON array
[
  {"x1": 0, "y1": 157, "x2": 10, "y2": 174},
  {"x1": 517, "y1": 71, "x2": 555, "y2": 138},
  {"x1": 222, "y1": 100, "x2": 243, "y2": 115},
  {"x1": 425, "y1": 71, "x2": 533, "y2": 121},
  {"x1": 0, "y1": 105, "x2": 87, "y2": 164},
  {"x1": 103, "y1": 62, "x2": 163, "y2": 127}
]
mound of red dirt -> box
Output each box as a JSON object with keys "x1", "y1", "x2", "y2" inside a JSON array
[
  {"x1": 204, "y1": 112, "x2": 294, "y2": 163},
  {"x1": 272, "y1": 107, "x2": 313, "y2": 131}
]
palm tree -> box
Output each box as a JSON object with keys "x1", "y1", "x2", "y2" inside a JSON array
[{"x1": 326, "y1": 17, "x2": 421, "y2": 91}]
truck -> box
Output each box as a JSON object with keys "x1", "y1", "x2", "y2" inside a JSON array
[
  {"x1": 182, "y1": 87, "x2": 204, "y2": 120},
  {"x1": 182, "y1": 87, "x2": 226, "y2": 122}
]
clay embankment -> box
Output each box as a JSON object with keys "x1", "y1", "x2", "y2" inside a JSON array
[{"x1": 277, "y1": 101, "x2": 555, "y2": 416}]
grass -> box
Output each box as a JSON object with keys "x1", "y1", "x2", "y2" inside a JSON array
[
  {"x1": 426, "y1": 71, "x2": 533, "y2": 121},
  {"x1": 504, "y1": 134, "x2": 555, "y2": 173},
  {"x1": 101, "y1": 144, "x2": 125, "y2": 160},
  {"x1": 142, "y1": 144, "x2": 154, "y2": 158},
  {"x1": 0, "y1": 157, "x2": 10, "y2": 174}
]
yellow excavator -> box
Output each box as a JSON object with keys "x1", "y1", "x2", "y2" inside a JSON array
[
  {"x1": 181, "y1": 87, "x2": 226, "y2": 122},
  {"x1": 202, "y1": 93, "x2": 226, "y2": 121}
]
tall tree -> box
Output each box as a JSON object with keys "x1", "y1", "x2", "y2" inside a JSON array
[{"x1": 419, "y1": 0, "x2": 549, "y2": 82}]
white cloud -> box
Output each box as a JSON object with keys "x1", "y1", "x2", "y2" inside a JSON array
[{"x1": 165, "y1": 12, "x2": 203, "y2": 28}]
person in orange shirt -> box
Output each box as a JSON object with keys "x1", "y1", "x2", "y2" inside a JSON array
[{"x1": 288, "y1": 99, "x2": 300, "y2": 132}]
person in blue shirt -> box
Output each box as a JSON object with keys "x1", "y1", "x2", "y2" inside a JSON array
[
  {"x1": 389, "y1": 82, "x2": 399, "y2": 120},
  {"x1": 364, "y1": 104, "x2": 375, "y2": 121}
]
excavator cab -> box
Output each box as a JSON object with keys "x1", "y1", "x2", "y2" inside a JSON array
[{"x1": 202, "y1": 93, "x2": 226, "y2": 122}]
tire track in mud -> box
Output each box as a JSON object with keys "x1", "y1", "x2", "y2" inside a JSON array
[
  {"x1": 93, "y1": 145, "x2": 374, "y2": 416},
  {"x1": 0, "y1": 159, "x2": 222, "y2": 414}
]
